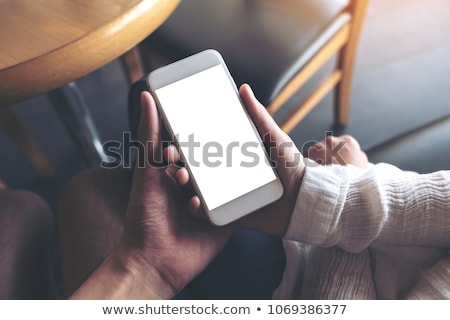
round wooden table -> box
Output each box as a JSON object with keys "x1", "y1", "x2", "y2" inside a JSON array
[{"x1": 0, "y1": 0, "x2": 180, "y2": 175}]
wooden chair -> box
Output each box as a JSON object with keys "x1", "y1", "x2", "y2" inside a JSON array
[{"x1": 136, "y1": 0, "x2": 369, "y2": 133}]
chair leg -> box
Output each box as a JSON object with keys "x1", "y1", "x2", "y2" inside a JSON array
[
  {"x1": 119, "y1": 46, "x2": 146, "y2": 85},
  {"x1": 0, "y1": 107, "x2": 53, "y2": 178},
  {"x1": 335, "y1": 0, "x2": 370, "y2": 126},
  {"x1": 47, "y1": 82, "x2": 109, "y2": 168},
  {"x1": 139, "y1": 45, "x2": 172, "y2": 72}
]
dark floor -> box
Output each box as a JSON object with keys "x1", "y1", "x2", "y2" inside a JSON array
[{"x1": 2, "y1": 0, "x2": 450, "y2": 212}]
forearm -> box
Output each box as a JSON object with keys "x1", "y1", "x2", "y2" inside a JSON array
[
  {"x1": 345, "y1": 168, "x2": 450, "y2": 248},
  {"x1": 285, "y1": 162, "x2": 450, "y2": 252},
  {"x1": 69, "y1": 250, "x2": 175, "y2": 300}
]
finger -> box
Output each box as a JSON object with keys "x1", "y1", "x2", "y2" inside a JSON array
[
  {"x1": 139, "y1": 91, "x2": 164, "y2": 167},
  {"x1": 239, "y1": 84, "x2": 302, "y2": 167},
  {"x1": 176, "y1": 167, "x2": 190, "y2": 186},
  {"x1": 163, "y1": 144, "x2": 178, "y2": 163},
  {"x1": 165, "y1": 168, "x2": 192, "y2": 197},
  {"x1": 307, "y1": 142, "x2": 326, "y2": 165},
  {"x1": 240, "y1": 84, "x2": 290, "y2": 146},
  {"x1": 308, "y1": 136, "x2": 344, "y2": 165},
  {"x1": 188, "y1": 196, "x2": 207, "y2": 220},
  {"x1": 165, "y1": 163, "x2": 179, "y2": 183},
  {"x1": 164, "y1": 144, "x2": 185, "y2": 169},
  {"x1": 128, "y1": 92, "x2": 164, "y2": 205}
]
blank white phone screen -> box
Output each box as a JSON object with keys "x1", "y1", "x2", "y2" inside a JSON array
[{"x1": 155, "y1": 64, "x2": 277, "y2": 211}]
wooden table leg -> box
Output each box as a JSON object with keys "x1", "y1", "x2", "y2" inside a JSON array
[
  {"x1": 0, "y1": 106, "x2": 53, "y2": 178},
  {"x1": 48, "y1": 82, "x2": 109, "y2": 168},
  {"x1": 120, "y1": 46, "x2": 146, "y2": 84}
]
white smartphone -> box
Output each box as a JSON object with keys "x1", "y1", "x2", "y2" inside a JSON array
[{"x1": 147, "y1": 49, "x2": 283, "y2": 226}]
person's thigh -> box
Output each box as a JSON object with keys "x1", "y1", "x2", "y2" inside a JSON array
[
  {"x1": 0, "y1": 189, "x2": 53, "y2": 299},
  {"x1": 58, "y1": 167, "x2": 132, "y2": 297}
]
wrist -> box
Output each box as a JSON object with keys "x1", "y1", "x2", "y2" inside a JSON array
[
  {"x1": 112, "y1": 239, "x2": 178, "y2": 300},
  {"x1": 70, "y1": 241, "x2": 178, "y2": 299}
]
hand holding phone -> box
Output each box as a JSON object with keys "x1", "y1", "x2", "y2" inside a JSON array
[{"x1": 148, "y1": 50, "x2": 284, "y2": 226}]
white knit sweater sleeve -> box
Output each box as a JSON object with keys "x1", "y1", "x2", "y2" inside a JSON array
[
  {"x1": 285, "y1": 161, "x2": 450, "y2": 252},
  {"x1": 274, "y1": 162, "x2": 450, "y2": 299}
]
